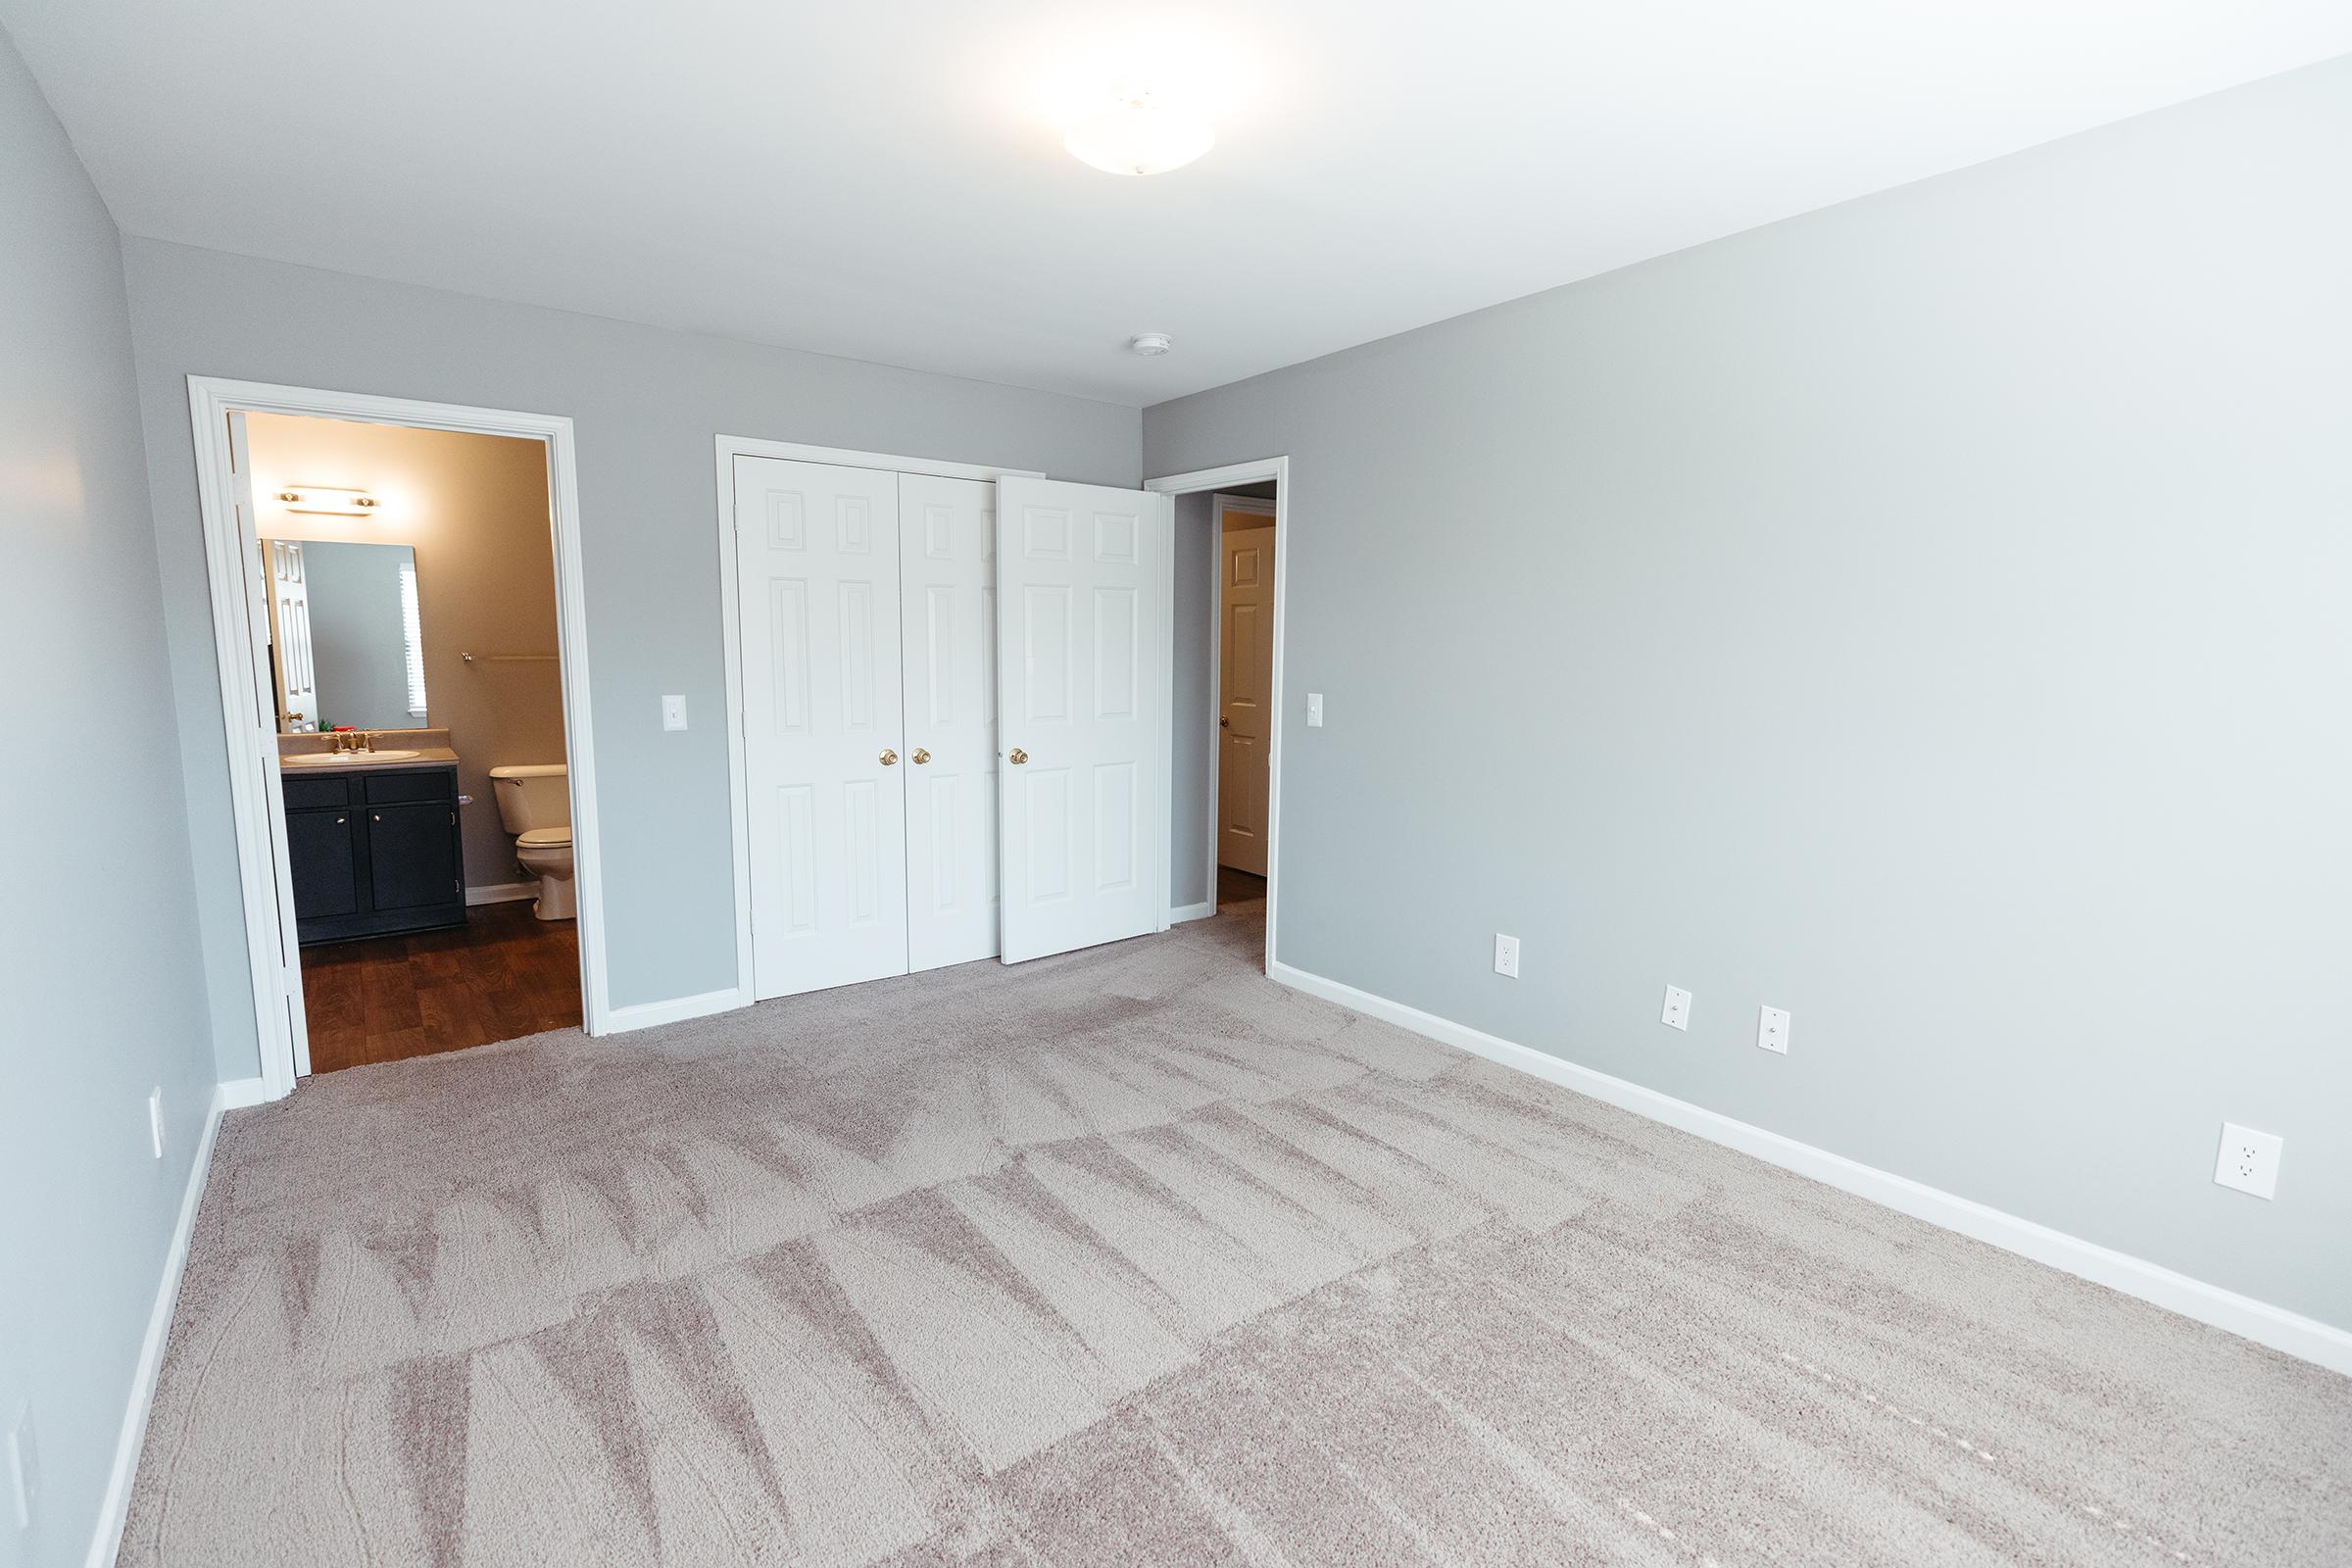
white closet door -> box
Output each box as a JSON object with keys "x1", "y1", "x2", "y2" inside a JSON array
[
  {"x1": 734, "y1": 456, "x2": 909, "y2": 999},
  {"x1": 899, "y1": 473, "x2": 1000, "y2": 971},
  {"x1": 995, "y1": 476, "x2": 1166, "y2": 964}
]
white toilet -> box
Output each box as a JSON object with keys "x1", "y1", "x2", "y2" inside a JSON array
[{"x1": 488, "y1": 763, "x2": 574, "y2": 921}]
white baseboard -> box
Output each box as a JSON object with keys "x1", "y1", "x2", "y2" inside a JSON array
[
  {"x1": 1169, "y1": 901, "x2": 1214, "y2": 924},
  {"x1": 465, "y1": 881, "x2": 539, "y2": 906},
  {"x1": 603, "y1": 985, "x2": 749, "y2": 1034},
  {"x1": 1269, "y1": 959, "x2": 2352, "y2": 1378},
  {"x1": 83, "y1": 1081, "x2": 233, "y2": 1568},
  {"x1": 215, "y1": 1075, "x2": 270, "y2": 1109}
]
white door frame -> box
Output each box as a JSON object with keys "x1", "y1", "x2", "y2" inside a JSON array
[
  {"x1": 1203, "y1": 493, "x2": 1276, "y2": 913},
  {"x1": 1146, "y1": 459, "x2": 1290, "y2": 976},
  {"x1": 713, "y1": 436, "x2": 1044, "y2": 1000},
  {"x1": 187, "y1": 376, "x2": 608, "y2": 1102}
]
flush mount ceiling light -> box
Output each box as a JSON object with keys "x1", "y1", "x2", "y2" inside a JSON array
[
  {"x1": 276, "y1": 486, "x2": 378, "y2": 515},
  {"x1": 1064, "y1": 87, "x2": 1213, "y2": 176},
  {"x1": 1130, "y1": 332, "x2": 1174, "y2": 356}
]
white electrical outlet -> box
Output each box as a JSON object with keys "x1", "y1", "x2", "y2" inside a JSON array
[
  {"x1": 1661, "y1": 985, "x2": 1691, "y2": 1030},
  {"x1": 662, "y1": 694, "x2": 689, "y2": 731},
  {"x1": 1493, "y1": 933, "x2": 1521, "y2": 978},
  {"x1": 2213, "y1": 1122, "x2": 2283, "y2": 1200},
  {"x1": 148, "y1": 1086, "x2": 165, "y2": 1159},
  {"x1": 1756, "y1": 1004, "x2": 1789, "y2": 1054},
  {"x1": 7, "y1": 1401, "x2": 37, "y2": 1531}
]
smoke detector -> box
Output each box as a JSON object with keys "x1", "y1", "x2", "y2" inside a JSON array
[{"x1": 1130, "y1": 332, "x2": 1174, "y2": 357}]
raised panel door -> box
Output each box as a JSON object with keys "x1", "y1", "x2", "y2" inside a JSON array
[
  {"x1": 899, "y1": 474, "x2": 1001, "y2": 971},
  {"x1": 734, "y1": 457, "x2": 909, "y2": 998},
  {"x1": 994, "y1": 477, "x2": 1165, "y2": 963}
]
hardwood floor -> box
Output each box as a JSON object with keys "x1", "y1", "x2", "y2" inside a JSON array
[
  {"x1": 1217, "y1": 864, "x2": 1268, "y2": 905},
  {"x1": 300, "y1": 899, "x2": 581, "y2": 1074}
]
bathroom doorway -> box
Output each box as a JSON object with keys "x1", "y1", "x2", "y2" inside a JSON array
[{"x1": 189, "y1": 379, "x2": 608, "y2": 1097}]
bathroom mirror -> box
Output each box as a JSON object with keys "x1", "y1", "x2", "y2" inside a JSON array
[{"x1": 261, "y1": 538, "x2": 428, "y2": 732}]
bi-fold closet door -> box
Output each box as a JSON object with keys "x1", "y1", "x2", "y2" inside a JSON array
[
  {"x1": 993, "y1": 477, "x2": 1167, "y2": 964},
  {"x1": 735, "y1": 456, "x2": 1166, "y2": 1002},
  {"x1": 734, "y1": 457, "x2": 999, "y2": 1000},
  {"x1": 898, "y1": 472, "x2": 1001, "y2": 973}
]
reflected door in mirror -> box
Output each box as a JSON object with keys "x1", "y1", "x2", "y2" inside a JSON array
[
  {"x1": 264, "y1": 539, "x2": 318, "y2": 730},
  {"x1": 262, "y1": 539, "x2": 426, "y2": 732}
]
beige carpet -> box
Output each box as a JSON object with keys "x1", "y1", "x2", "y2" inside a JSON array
[{"x1": 123, "y1": 899, "x2": 2350, "y2": 1565}]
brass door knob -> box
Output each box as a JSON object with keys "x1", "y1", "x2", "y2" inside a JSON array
[
  {"x1": 879, "y1": 749, "x2": 898, "y2": 766},
  {"x1": 910, "y1": 748, "x2": 931, "y2": 764},
  {"x1": 1008, "y1": 748, "x2": 1028, "y2": 764},
  {"x1": 1219, "y1": 716, "x2": 1230, "y2": 727}
]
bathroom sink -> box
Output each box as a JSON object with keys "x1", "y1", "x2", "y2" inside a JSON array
[{"x1": 284, "y1": 749, "x2": 422, "y2": 765}]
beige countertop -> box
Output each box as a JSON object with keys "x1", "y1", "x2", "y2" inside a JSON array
[
  {"x1": 277, "y1": 728, "x2": 460, "y2": 775},
  {"x1": 277, "y1": 745, "x2": 461, "y2": 774}
]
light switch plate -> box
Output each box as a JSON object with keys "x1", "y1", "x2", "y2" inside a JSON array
[
  {"x1": 2213, "y1": 1122, "x2": 2283, "y2": 1200},
  {"x1": 148, "y1": 1086, "x2": 165, "y2": 1159},
  {"x1": 1305, "y1": 692, "x2": 1324, "y2": 727},
  {"x1": 1756, "y1": 1005, "x2": 1789, "y2": 1054},
  {"x1": 662, "y1": 695, "x2": 688, "y2": 731},
  {"x1": 1661, "y1": 985, "x2": 1690, "y2": 1031}
]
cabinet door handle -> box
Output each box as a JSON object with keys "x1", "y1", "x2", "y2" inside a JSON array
[
  {"x1": 334, "y1": 816, "x2": 346, "y2": 825},
  {"x1": 372, "y1": 813, "x2": 382, "y2": 822}
]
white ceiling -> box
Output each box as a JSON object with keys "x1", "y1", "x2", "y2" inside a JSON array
[{"x1": 8, "y1": 1, "x2": 2348, "y2": 406}]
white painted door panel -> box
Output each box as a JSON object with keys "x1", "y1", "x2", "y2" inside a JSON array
[
  {"x1": 265, "y1": 538, "x2": 318, "y2": 730},
  {"x1": 734, "y1": 456, "x2": 909, "y2": 999},
  {"x1": 995, "y1": 477, "x2": 1165, "y2": 964},
  {"x1": 899, "y1": 473, "x2": 1000, "y2": 971},
  {"x1": 1218, "y1": 522, "x2": 1274, "y2": 876}
]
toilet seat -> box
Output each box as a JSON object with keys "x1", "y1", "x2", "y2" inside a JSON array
[{"x1": 516, "y1": 827, "x2": 571, "y2": 850}]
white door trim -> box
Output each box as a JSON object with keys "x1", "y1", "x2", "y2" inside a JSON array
[
  {"x1": 719, "y1": 435, "x2": 1042, "y2": 486},
  {"x1": 1145, "y1": 459, "x2": 1291, "y2": 976},
  {"x1": 713, "y1": 435, "x2": 1046, "y2": 1002},
  {"x1": 187, "y1": 376, "x2": 609, "y2": 1101}
]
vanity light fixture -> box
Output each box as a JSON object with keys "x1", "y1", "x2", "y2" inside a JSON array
[
  {"x1": 1064, "y1": 85, "x2": 1213, "y2": 176},
  {"x1": 276, "y1": 486, "x2": 378, "y2": 515}
]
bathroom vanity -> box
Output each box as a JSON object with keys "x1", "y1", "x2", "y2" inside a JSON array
[{"x1": 280, "y1": 753, "x2": 466, "y2": 944}]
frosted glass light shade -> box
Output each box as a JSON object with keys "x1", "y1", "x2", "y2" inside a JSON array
[{"x1": 1064, "y1": 95, "x2": 1214, "y2": 176}]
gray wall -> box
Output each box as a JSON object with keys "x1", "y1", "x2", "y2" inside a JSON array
[
  {"x1": 120, "y1": 239, "x2": 1141, "y2": 1079},
  {"x1": 1144, "y1": 58, "x2": 2352, "y2": 1330},
  {"x1": 0, "y1": 28, "x2": 221, "y2": 1567},
  {"x1": 300, "y1": 541, "x2": 416, "y2": 730},
  {"x1": 1170, "y1": 491, "x2": 1216, "y2": 908}
]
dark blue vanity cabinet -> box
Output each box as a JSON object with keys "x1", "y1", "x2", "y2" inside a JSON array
[{"x1": 282, "y1": 764, "x2": 466, "y2": 944}]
